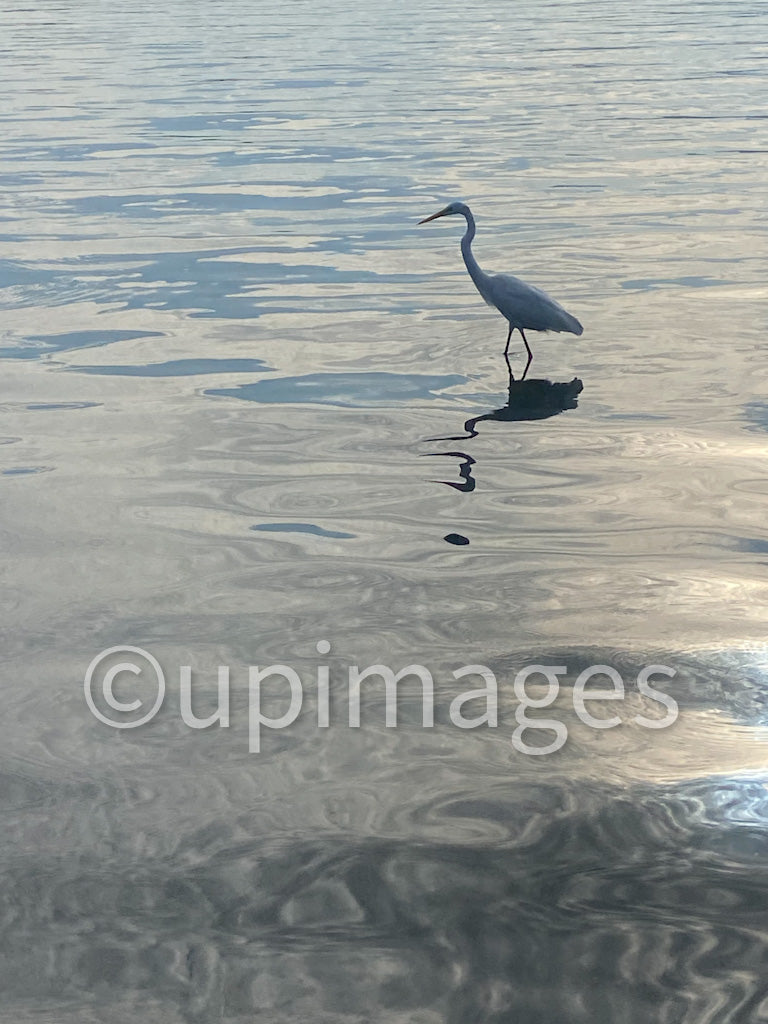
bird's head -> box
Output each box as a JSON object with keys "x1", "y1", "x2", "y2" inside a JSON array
[{"x1": 418, "y1": 201, "x2": 470, "y2": 224}]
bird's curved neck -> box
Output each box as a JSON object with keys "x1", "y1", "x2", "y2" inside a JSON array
[{"x1": 459, "y1": 209, "x2": 484, "y2": 287}]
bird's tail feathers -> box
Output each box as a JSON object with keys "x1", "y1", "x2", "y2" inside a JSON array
[{"x1": 561, "y1": 310, "x2": 583, "y2": 336}]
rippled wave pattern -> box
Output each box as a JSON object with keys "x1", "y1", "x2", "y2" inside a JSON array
[{"x1": 2, "y1": 0, "x2": 768, "y2": 1020}]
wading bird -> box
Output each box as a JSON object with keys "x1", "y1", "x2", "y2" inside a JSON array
[{"x1": 419, "y1": 202, "x2": 583, "y2": 378}]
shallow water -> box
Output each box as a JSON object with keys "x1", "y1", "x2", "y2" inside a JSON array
[{"x1": 2, "y1": 0, "x2": 768, "y2": 1020}]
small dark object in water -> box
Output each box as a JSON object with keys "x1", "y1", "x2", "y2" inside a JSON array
[{"x1": 444, "y1": 533, "x2": 470, "y2": 546}]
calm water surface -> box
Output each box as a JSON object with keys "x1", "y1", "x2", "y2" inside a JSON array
[{"x1": 2, "y1": 1, "x2": 768, "y2": 1020}]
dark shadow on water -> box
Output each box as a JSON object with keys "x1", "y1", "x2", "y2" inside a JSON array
[
  {"x1": 462, "y1": 372, "x2": 583, "y2": 435},
  {"x1": 208, "y1": 370, "x2": 469, "y2": 409},
  {"x1": 250, "y1": 522, "x2": 355, "y2": 540},
  {"x1": 423, "y1": 451, "x2": 476, "y2": 493},
  {"x1": 432, "y1": 366, "x2": 584, "y2": 444},
  {"x1": 444, "y1": 532, "x2": 470, "y2": 546},
  {"x1": 0, "y1": 329, "x2": 165, "y2": 361},
  {"x1": 68, "y1": 357, "x2": 273, "y2": 378},
  {"x1": 425, "y1": 364, "x2": 584, "y2": 543},
  {"x1": 743, "y1": 400, "x2": 768, "y2": 434}
]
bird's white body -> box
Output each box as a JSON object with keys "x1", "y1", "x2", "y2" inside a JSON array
[
  {"x1": 471, "y1": 270, "x2": 582, "y2": 334},
  {"x1": 419, "y1": 201, "x2": 583, "y2": 376}
]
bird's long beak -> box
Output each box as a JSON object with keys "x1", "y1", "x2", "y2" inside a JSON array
[{"x1": 418, "y1": 209, "x2": 448, "y2": 224}]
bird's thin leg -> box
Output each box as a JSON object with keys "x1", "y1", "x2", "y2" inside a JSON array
[
  {"x1": 520, "y1": 328, "x2": 533, "y2": 380},
  {"x1": 504, "y1": 325, "x2": 513, "y2": 356},
  {"x1": 504, "y1": 350, "x2": 515, "y2": 385}
]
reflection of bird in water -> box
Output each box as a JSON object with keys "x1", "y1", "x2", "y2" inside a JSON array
[
  {"x1": 462, "y1": 370, "x2": 583, "y2": 438},
  {"x1": 429, "y1": 370, "x2": 584, "y2": 444},
  {"x1": 419, "y1": 202, "x2": 583, "y2": 379},
  {"x1": 422, "y1": 451, "x2": 476, "y2": 492},
  {"x1": 424, "y1": 373, "x2": 583, "y2": 497}
]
